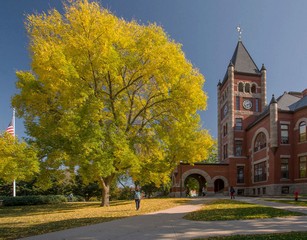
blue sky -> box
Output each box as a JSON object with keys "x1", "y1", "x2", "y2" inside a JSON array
[{"x1": 1, "y1": 0, "x2": 307, "y2": 139}]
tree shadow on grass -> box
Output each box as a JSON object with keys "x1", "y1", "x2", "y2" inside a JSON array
[
  {"x1": 0, "y1": 202, "x2": 100, "y2": 218},
  {"x1": 0, "y1": 200, "x2": 135, "y2": 218},
  {"x1": 0, "y1": 216, "x2": 123, "y2": 240}
]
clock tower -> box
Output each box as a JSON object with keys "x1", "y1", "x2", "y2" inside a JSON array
[{"x1": 217, "y1": 40, "x2": 267, "y2": 162}]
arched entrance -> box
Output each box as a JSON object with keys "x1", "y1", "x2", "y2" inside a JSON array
[
  {"x1": 184, "y1": 173, "x2": 207, "y2": 197},
  {"x1": 214, "y1": 179, "x2": 225, "y2": 193}
]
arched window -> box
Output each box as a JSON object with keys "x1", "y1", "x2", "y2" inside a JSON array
[
  {"x1": 245, "y1": 83, "x2": 250, "y2": 93},
  {"x1": 238, "y1": 82, "x2": 244, "y2": 92},
  {"x1": 299, "y1": 121, "x2": 306, "y2": 142},
  {"x1": 251, "y1": 84, "x2": 257, "y2": 93},
  {"x1": 254, "y1": 132, "x2": 267, "y2": 152}
]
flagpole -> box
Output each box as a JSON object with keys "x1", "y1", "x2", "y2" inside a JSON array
[{"x1": 12, "y1": 109, "x2": 16, "y2": 197}]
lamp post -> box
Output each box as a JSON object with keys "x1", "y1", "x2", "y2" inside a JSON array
[{"x1": 180, "y1": 162, "x2": 182, "y2": 197}]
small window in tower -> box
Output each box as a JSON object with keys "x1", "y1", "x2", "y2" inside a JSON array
[
  {"x1": 238, "y1": 82, "x2": 244, "y2": 92},
  {"x1": 223, "y1": 144, "x2": 228, "y2": 159},
  {"x1": 255, "y1": 98, "x2": 259, "y2": 112},
  {"x1": 245, "y1": 83, "x2": 250, "y2": 93},
  {"x1": 223, "y1": 124, "x2": 228, "y2": 137},
  {"x1": 236, "y1": 96, "x2": 240, "y2": 110},
  {"x1": 251, "y1": 84, "x2": 257, "y2": 93},
  {"x1": 235, "y1": 118, "x2": 243, "y2": 130}
]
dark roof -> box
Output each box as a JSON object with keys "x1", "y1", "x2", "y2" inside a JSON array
[
  {"x1": 289, "y1": 95, "x2": 307, "y2": 111},
  {"x1": 222, "y1": 41, "x2": 260, "y2": 84},
  {"x1": 247, "y1": 91, "x2": 307, "y2": 130},
  {"x1": 231, "y1": 41, "x2": 260, "y2": 74}
]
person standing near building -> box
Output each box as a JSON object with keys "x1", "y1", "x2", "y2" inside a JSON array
[
  {"x1": 230, "y1": 186, "x2": 235, "y2": 199},
  {"x1": 134, "y1": 187, "x2": 141, "y2": 210},
  {"x1": 202, "y1": 186, "x2": 206, "y2": 196}
]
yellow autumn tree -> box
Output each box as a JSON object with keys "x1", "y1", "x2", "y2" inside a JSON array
[
  {"x1": 0, "y1": 132, "x2": 39, "y2": 183},
  {"x1": 12, "y1": 0, "x2": 213, "y2": 206}
]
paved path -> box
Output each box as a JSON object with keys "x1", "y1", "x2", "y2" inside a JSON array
[{"x1": 20, "y1": 197, "x2": 307, "y2": 240}]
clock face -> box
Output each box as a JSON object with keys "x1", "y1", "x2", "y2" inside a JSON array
[
  {"x1": 243, "y1": 99, "x2": 253, "y2": 110},
  {"x1": 224, "y1": 105, "x2": 228, "y2": 115}
]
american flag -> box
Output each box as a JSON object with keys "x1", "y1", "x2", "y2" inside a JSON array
[{"x1": 6, "y1": 121, "x2": 14, "y2": 136}]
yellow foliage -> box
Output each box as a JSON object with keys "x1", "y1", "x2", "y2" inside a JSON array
[
  {"x1": 12, "y1": 0, "x2": 212, "y2": 190},
  {"x1": 0, "y1": 133, "x2": 39, "y2": 182}
]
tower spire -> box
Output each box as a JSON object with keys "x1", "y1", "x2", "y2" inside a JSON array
[{"x1": 236, "y1": 25, "x2": 242, "y2": 41}]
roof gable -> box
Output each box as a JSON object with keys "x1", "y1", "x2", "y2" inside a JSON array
[{"x1": 277, "y1": 92, "x2": 301, "y2": 111}]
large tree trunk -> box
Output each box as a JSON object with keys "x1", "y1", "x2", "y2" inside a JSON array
[{"x1": 98, "y1": 175, "x2": 114, "y2": 207}]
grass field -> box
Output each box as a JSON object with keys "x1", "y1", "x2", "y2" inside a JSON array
[
  {"x1": 0, "y1": 198, "x2": 188, "y2": 240},
  {"x1": 184, "y1": 199, "x2": 305, "y2": 221},
  {"x1": 2, "y1": 198, "x2": 307, "y2": 240},
  {"x1": 202, "y1": 231, "x2": 307, "y2": 240},
  {"x1": 267, "y1": 199, "x2": 307, "y2": 207},
  {"x1": 186, "y1": 199, "x2": 307, "y2": 240}
]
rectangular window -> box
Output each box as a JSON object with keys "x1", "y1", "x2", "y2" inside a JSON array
[
  {"x1": 254, "y1": 161, "x2": 266, "y2": 182},
  {"x1": 300, "y1": 122, "x2": 306, "y2": 142},
  {"x1": 235, "y1": 118, "x2": 243, "y2": 130},
  {"x1": 223, "y1": 144, "x2": 228, "y2": 159},
  {"x1": 262, "y1": 187, "x2": 266, "y2": 195},
  {"x1": 237, "y1": 166, "x2": 244, "y2": 183},
  {"x1": 299, "y1": 156, "x2": 307, "y2": 178},
  {"x1": 281, "y1": 158, "x2": 289, "y2": 179},
  {"x1": 235, "y1": 140, "x2": 243, "y2": 156},
  {"x1": 237, "y1": 189, "x2": 244, "y2": 195},
  {"x1": 223, "y1": 123, "x2": 228, "y2": 137},
  {"x1": 236, "y1": 96, "x2": 240, "y2": 110},
  {"x1": 281, "y1": 124, "x2": 289, "y2": 144},
  {"x1": 255, "y1": 99, "x2": 259, "y2": 112},
  {"x1": 281, "y1": 186, "x2": 289, "y2": 194}
]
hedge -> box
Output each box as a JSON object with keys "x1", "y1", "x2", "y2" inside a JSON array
[{"x1": 0, "y1": 195, "x2": 67, "y2": 206}]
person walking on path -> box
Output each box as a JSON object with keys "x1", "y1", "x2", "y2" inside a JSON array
[
  {"x1": 134, "y1": 187, "x2": 141, "y2": 210},
  {"x1": 230, "y1": 186, "x2": 235, "y2": 199}
]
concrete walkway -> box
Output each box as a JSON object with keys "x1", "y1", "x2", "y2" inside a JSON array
[{"x1": 20, "y1": 197, "x2": 307, "y2": 240}]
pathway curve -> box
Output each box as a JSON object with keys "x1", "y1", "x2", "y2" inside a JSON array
[{"x1": 20, "y1": 197, "x2": 307, "y2": 240}]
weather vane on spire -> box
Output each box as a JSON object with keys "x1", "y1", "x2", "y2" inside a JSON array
[{"x1": 236, "y1": 25, "x2": 242, "y2": 41}]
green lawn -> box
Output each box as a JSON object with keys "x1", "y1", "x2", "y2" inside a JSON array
[
  {"x1": 267, "y1": 199, "x2": 307, "y2": 207},
  {"x1": 199, "y1": 231, "x2": 307, "y2": 240},
  {"x1": 188, "y1": 199, "x2": 307, "y2": 240},
  {"x1": 0, "y1": 198, "x2": 188, "y2": 240},
  {"x1": 184, "y1": 199, "x2": 305, "y2": 221}
]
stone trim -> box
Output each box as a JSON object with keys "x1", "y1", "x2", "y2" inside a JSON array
[
  {"x1": 181, "y1": 169, "x2": 213, "y2": 188},
  {"x1": 294, "y1": 117, "x2": 307, "y2": 130},
  {"x1": 211, "y1": 175, "x2": 229, "y2": 189}
]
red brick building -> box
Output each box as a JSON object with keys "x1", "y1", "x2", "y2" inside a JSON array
[{"x1": 171, "y1": 40, "x2": 307, "y2": 197}]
